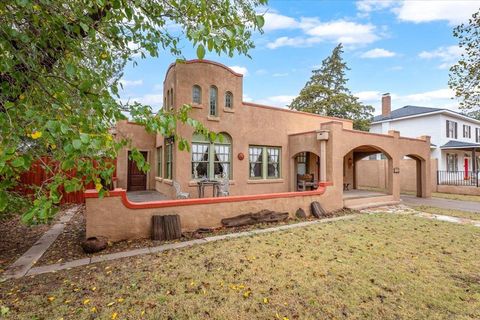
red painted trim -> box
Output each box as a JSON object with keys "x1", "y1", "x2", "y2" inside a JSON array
[
  {"x1": 165, "y1": 59, "x2": 244, "y2": 82},
  {"x1": 243, "y1": 102, "x2": 354, "y2": 124},
  {"x1": 85, "y1": 182, "x2": 333, "y2": 210}
]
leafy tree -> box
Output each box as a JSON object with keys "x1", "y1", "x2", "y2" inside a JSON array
[
  {"x1": 0, "y1": 0, "x2": 266, "y2": 223},
  {"x1": 289, "y1": 44, "x2": 374, "y2": 131},
  {"x1": 449, "y1": 9, "x2": 480, "y2": 116}
]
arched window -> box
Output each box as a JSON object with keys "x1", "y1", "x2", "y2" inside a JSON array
[
  {"x1": 192, "y1": 85, "x2": 202, "y2": 104},
  {"x1": 225, "y1": 91, "x2": 233, "y2": 109},
  {"x1": 166, "y1": 90, "x2": 170, "y2": 109},
  {"x1": 169, "y1": 89, "x2": 174, "y2": 109},
  {"x1": 209, "y1": 86, "x2": 218, "y2": 116},
  {"x1": 192, "y1": 132, "x2": 231, "y2": 179}
]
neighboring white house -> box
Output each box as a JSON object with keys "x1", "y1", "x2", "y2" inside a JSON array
[{"x1": 370, "y1": 93, "x2": 480, "y2": 186}]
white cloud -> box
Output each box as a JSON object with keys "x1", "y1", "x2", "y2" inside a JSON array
[
  {"x1": 255, "y1": 69, "x2": 268, "y2": 75},
  {"x1": 266, "y1": 19, "x2": 380, "y2": 49},
  {"x1": 263, "y1": 12, "x2": 299, "y2": 32},
  {"x1": 256, "y1": 95, "x2": 296, "y2": 108},
  {"x1": 361, "y1": 48, "x2": 396, "y2": 58},
  {"x1": 126, "y1": 94, "x2": 164, "y2": 108},
  {"x1": 395, "y1": 1, "x2": 480, "y2": 25},
  {"x1": 356, "y1": 0, "x2": 397, "y2": 13},
  {"x1": 355, "y1": 91, "x2": 384, "y2": 101},
  {"x1": 304, "y1": 20, "x2": 379, "y2": 45},
  {"x1": 119, "y1": 79, "x2": 143, "y2": 87},
  {"x1": 228, "y1": 65, "x2": 248, "y2": 76},
  {"x1": 243, "y1": 93, "x2": 253, "y2": 102},
  {"x1": 418, "y1": 45, "x2": 463, "y2": 69},
  {"x1": 404, "y1": 88, "x2": 454, "y2": 103}
]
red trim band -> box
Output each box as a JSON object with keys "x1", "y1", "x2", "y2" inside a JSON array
[{"x1": 85, "y1": 182, "x2": 333, "y2": 210}]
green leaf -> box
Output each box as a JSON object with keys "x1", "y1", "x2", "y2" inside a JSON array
[
  {"x1": 65, "y1": 63, "x2": 75, "y2": 78},
  {"x1": 80, "y1": 133, "x2": 90, "y2": 144},
  {"x1": 72, "y1": 139, "x2": 82, "y2": 150},
  {"x1": 11, "y1": 157, "x2": 25, "y2": 168},
  {"x1": 196, "y1": 44, "x2": 206, "y2": 59},
  {"x1": 79, "y1": 22, "x2": 89, "y2": 33},
  {"x1": 0, "y1": 191, "x2": 7, "y2": 212},
  {"x1": 255, "y1": 15, "x2": 265, "y2": 28}
]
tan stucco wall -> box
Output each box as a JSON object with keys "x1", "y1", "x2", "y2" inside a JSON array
[
  {"x1": 320, "y1": 122, "x2": 432, "y2": 201},
  {"x1": 437, "y1": 185, "x2": 480, "y2": 196},
  {"x1": 114, "y1": 61, "x2": 431, "y2": 201},
  {"x1": 86, "y1": 187, "x2": 339, "y2": 241},
  {"x1": 119, "y1": 60, "x2": 353, "y2": 196},
  {"x1": 356, "y1": 159, "x2": 438, "y2": 192},
  {"x1": 115, "y1": 121, "x2": 156, "y2": 190}
]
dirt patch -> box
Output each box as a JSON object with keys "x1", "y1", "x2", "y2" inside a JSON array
[
  {"x1": 36, "y1": 208, "x2": 357, "y2": 266},
  {"x1": 0, "y1": 205, "x2": 76, "y2": 272}
]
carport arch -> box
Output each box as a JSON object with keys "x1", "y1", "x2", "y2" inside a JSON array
[
  {"x1": 404, "y1": 153, "x2": 428, "y2": 198},
  {"x1": 343, "y1": 145, "x2": 394, "y2": 194}
]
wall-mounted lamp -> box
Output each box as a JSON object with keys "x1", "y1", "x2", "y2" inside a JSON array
[{"x1": 393, "y1": 167, "x2": 400, "y2": 174}]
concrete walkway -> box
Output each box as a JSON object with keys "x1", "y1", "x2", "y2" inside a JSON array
[
  {"x1": 127, "y1": 190, "x2": 170, "y2": 202},
  {"x1": 3, "y1": 206, "x2": 81, "y2": 279},
  {"x1": 401, "y1": 195, "x2": 480, "y2": 213},
  {"x1": 1, "y1": 215, "x2": 357, "y2": 280}
]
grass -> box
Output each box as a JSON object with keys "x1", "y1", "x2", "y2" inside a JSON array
[
  {"x1": 415, "y1": 205, "x2": 480, "y2": 221},
  {"x1": 1, "y1": 214, "x2": 479, "y2": 319},
  {"x1": 431, "y1": 192, "x2": 480, "y2": 202}
]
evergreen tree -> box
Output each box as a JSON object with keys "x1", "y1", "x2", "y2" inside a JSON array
[{"x1": 289, "y1": 44, "x2": 374, "y2": 131}]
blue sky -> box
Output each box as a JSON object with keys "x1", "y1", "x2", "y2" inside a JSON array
[{"x1": 119, "y1": 0, "x2": 480, "y2": 115}]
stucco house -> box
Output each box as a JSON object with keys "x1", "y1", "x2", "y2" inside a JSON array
[
  {"x1": 370, "y1": 93, "x2": 480, "y2": 189},
  {"x1": 85, "y1": 60, "x2": 432, "y2": 241}
]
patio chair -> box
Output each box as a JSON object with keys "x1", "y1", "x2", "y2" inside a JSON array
[
  {"x1": 216, "y1": 174, "x2": 230, "y2": 197},
  {"x1": 173, "y1": 180, "x2": 190, "y2": 199}
]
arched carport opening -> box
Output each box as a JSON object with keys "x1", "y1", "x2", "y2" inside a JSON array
[
  {"x1": 402, "y1": 154, "x2": 426, "y2": 198},
  {"x1": 343, "y1": 145, "x2": 393, "y2": 198},
  {"x1": 292, "y1": 151, "x2": 320, "y2": 191}
]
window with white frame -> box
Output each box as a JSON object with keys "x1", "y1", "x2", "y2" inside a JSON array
[
  {"x1": 249, "y1": 146, "x2": 281, "y2": 179},
  {"x1": 191, "y1": 133, "x2": 231, "y2": 179},
  {"x1": 446, "y1": 120, "x2": 457, "y2": 139},
  {"x1": 157, "y1": 146, "x2": 162, "y2": 177},
  {"x1": 225, "y1": 91, "x2": 233, "y2": 109},
  {"x1": 446, "y1": 153, "x2": 458, "y2": 171},
  {"x1": 463, "y1": 125, "x2": 471, "y2": 138},
  {"x1": 192, "y1": 85, "x2": 202, "y2": 104},
  {"x1": 296, "y1": 152, "x2": 307, "y2": 175},
  {"x1": 209, "y1": 86, "x2": 218, "y2": 116},
  {"x1": 164, "y1": 138, "x2": 173, "y2": 179},
  {"x1": 476, "y1": 128, "x2": 480, "y2": 143}
]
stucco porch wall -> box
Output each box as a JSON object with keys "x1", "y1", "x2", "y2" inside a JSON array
[
  {"x1": 85, "y1": 183, "x2": 338, "y2": 242},
  {"x1": 356, "y1": 159, "x2": 438, "y2": 192},
  {"x1": 320, "y1": 121, "x2": 432, "y2": 200}
]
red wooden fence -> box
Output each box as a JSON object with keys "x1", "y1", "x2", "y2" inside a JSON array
[{"x1": 14, "y1": 157, "x2": 117, "y2": 204}]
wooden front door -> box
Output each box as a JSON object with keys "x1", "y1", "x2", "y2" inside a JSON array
[{"x1": 128, "y1": 151, "x2": 147, "y2": 191}]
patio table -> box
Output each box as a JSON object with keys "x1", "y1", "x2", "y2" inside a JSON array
[{"x1": 197, "y1": 179, "x2": 220, "y2": 198}]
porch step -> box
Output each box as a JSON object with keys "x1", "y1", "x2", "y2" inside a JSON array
[{"x1": 343, "y1": 195, "x2": 399, "y2": 210}]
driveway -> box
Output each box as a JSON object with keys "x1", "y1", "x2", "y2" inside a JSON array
[{"x1": 401, "y1": 195, "x2": 480, "y2": 213}]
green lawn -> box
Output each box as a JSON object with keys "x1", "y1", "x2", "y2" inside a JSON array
[
  {"x1": 431, "y1": 192, "x2": 480, "y2": 203},
  {"x1": 1, "y1": 214, "x2": 479, "y2": 319},
  {"x1": 415, "y1": 205, "x2": 480, "y2": 221}
]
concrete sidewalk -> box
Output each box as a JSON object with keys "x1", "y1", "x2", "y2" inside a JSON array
[{"x1": 401, "y1": 195, "x2": 480, "y2": 213}]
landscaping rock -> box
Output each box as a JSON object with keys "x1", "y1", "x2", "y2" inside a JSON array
[
  {"x1": 81, "y1": 237, "x2": 108, "y2": 254},
  {"x1": 295, "y1": 208, "x2": 307, "y2": 219}
]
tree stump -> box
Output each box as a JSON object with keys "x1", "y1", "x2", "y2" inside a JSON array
[
  {"x1": 221, "y1": 209, "x2": 289, "y2": 227},
  {"x1": 152, "y1": 215, "x2": 182, "y2": 240},
  {"x1": 310, "y1": 201, "x2": 327, "y2": 218}
]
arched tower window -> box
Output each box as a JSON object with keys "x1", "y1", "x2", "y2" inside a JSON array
[
  {"x1": 225, "y1": 91, "x2": 233, "y2": 109},
  {"x1": 209, "y1": 86, "x2": 218, "y2": 116},
  {"x1": 192, "y1": 85, "x2": 202, "y2": 104}
]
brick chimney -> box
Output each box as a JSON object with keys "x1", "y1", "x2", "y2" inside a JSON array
[{"x1": 381, "y1": 93, "x2": 391, "y2": 117}]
